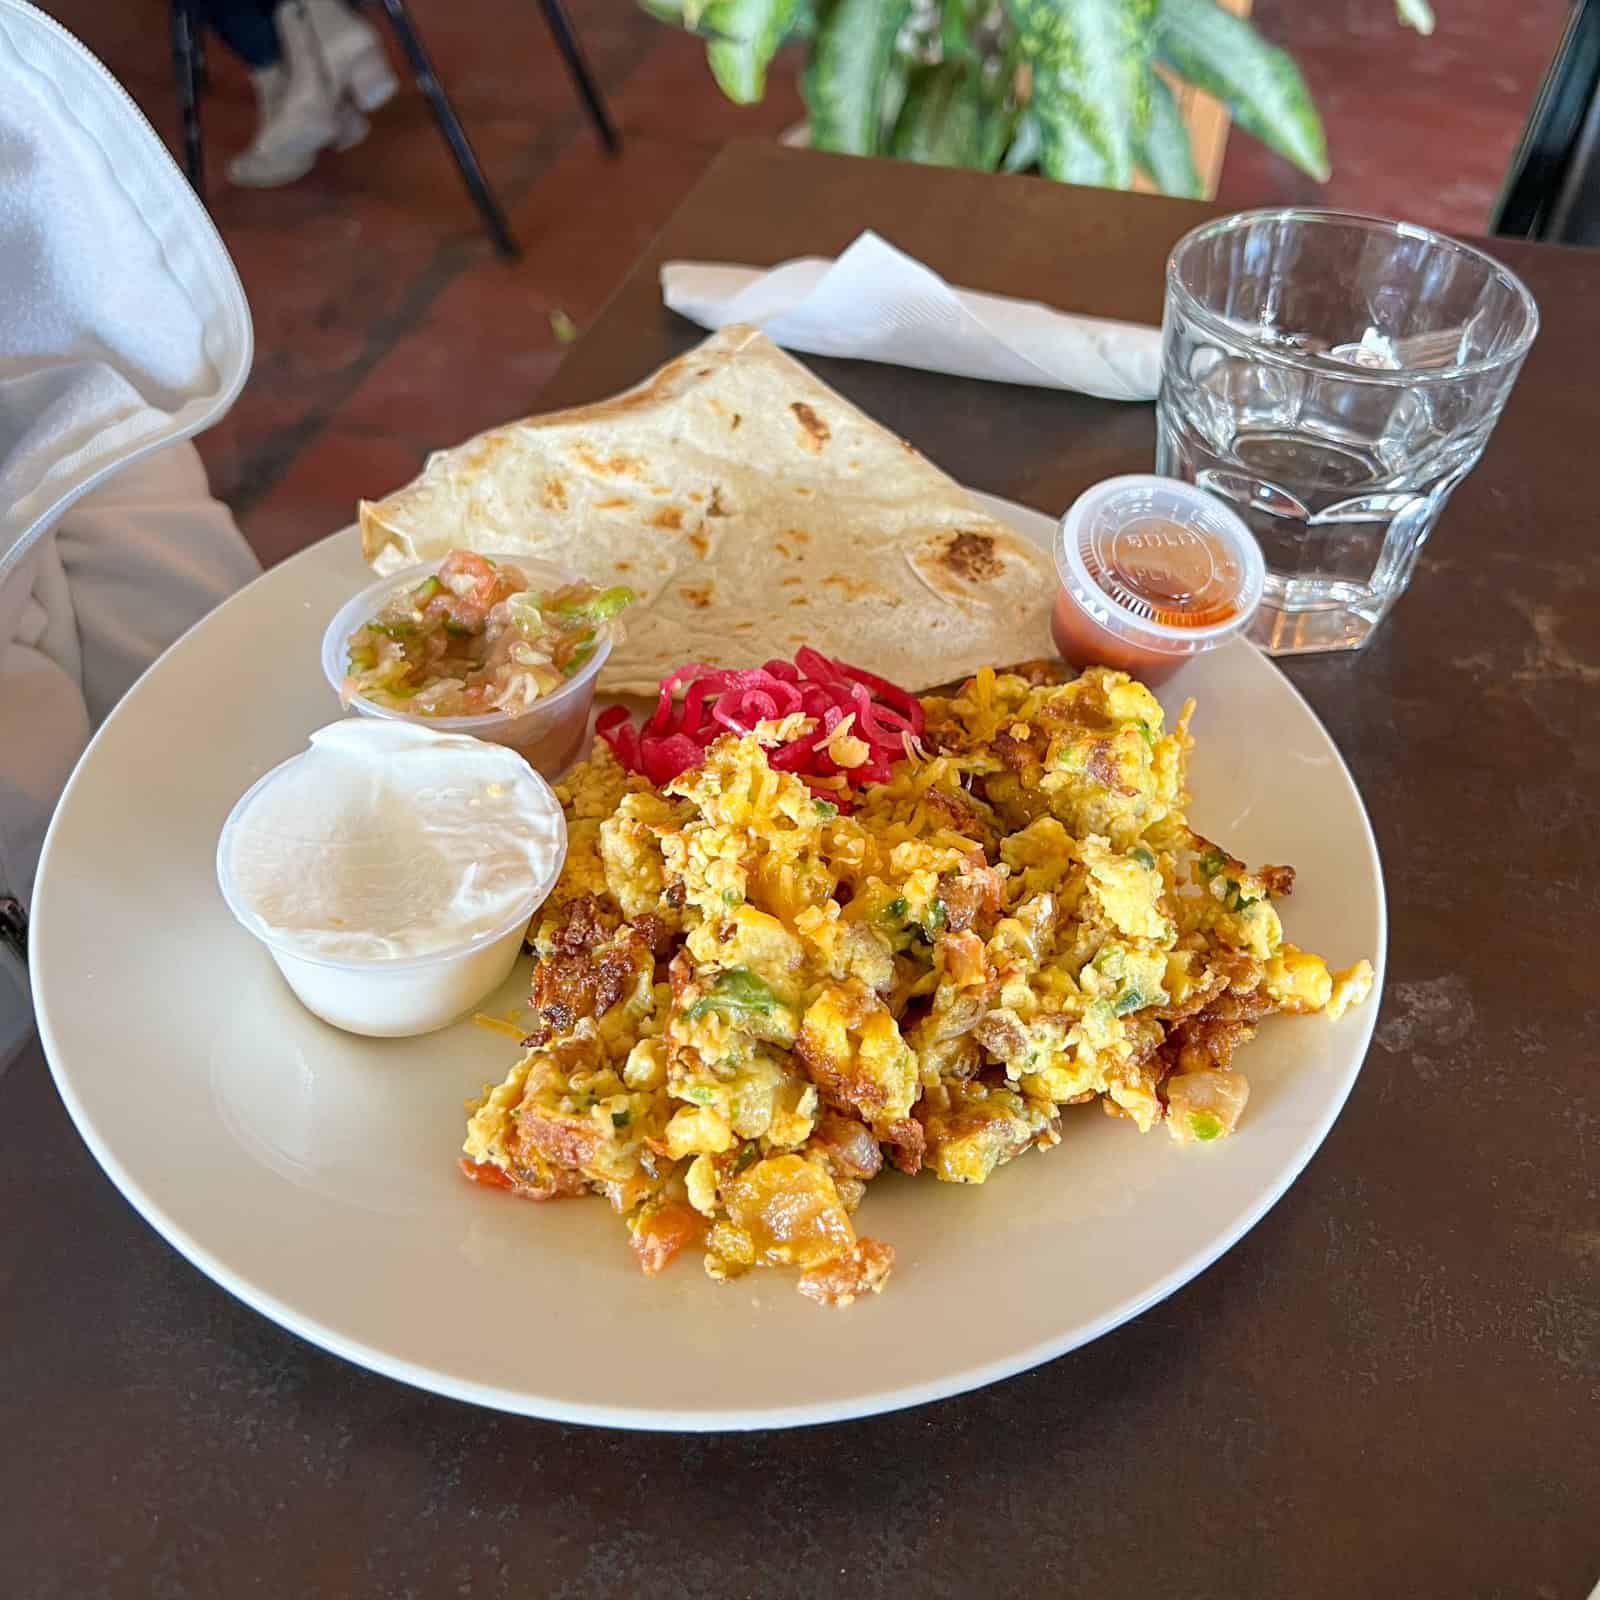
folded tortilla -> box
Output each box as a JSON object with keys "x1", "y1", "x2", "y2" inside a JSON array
[{"x1": 359, "y1": 326, "x2": 1057, "y2": 696}]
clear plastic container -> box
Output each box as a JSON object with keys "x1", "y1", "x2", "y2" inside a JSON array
[
  {"x1": 216, "y1": 738, "x2": 566, "y2": 1038},
  {"x1": 320, "y1": 555, "x2": 609, "y2": 778},
  {"x1": 1051, "y1": 475, "x2": 1266, "y2": 685}
]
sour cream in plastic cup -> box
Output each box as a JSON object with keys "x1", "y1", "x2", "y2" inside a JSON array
[
  {"x1": 1051, "y1": 475, "x2": 1266, "y2": 686},
  {"x1": 216, "y1": 721, "x2": 567, "y2": 1038},
  {"x1": 321, "y1": 555, "x2": 609, "y2": 779}
]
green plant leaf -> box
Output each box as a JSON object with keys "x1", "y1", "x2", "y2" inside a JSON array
[
  {"x1": 1156, "y1": 0, "x2": 1329, "y2": 181},
  {"x1": 704, "y1": 0, "x2": 802, "y2": 102},
  {"x1": 805, "y1": 0, "x2": 915, "y2": 154},
  {"x1": 889, "y1": 63, "x2": 988, "y2": 167},
  {"x1": 1396, "y1": 0, "x2": 1435, "y2": 34},
  {"x1": 940, "y1": 0, "x2": 979, "y2": 65},
  {"x1": 1136, "y1": 67, "x2": 1202, "y2": 195},
  {"x1": 1004, "y1": 0, "x2": 1155, "y2": 188},
  {"x1": 638, "y1": 0, "x2": 729, "y2": 35}
]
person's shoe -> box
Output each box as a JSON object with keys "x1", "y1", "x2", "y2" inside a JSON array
[
  {"x1": 302, "y1": 0, "x2": 399, "y2": 113},
  {"x1": 226, "y1": 7, "x2": 343, "y2": 188},
  {"x1": 332, "y1": 99, "x2": 370, "y2": 152}
]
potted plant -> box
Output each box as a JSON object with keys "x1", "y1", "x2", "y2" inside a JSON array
[{"x1": 642, "y1": 0, "x2": 1436, "y2": 196}]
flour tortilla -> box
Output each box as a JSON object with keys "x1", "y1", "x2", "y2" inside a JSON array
[{"x1": 359, "y1": 326, "x2": 1057, "y2": 696}]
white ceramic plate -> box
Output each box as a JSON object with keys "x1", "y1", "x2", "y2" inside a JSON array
[{"x1": 32, "y1": 494, "x2": 1385, "y2": 1431}]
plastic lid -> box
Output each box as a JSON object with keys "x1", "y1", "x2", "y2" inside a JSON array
[{"x1": 1054, "y1": 475, "x2": 1266, "y2": 659}]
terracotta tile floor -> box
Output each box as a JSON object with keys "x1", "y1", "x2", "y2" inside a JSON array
[{"x1": 42, "y1": 0, "x2": 1569, "y2": 564}]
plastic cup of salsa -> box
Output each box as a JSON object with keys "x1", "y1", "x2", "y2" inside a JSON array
[
  {"x1": 320, "y1": 554, "x2": 609, "y2": 778},
  {"x1": 1051, "y1": 475, "x2": 1266, "y2": 686}
]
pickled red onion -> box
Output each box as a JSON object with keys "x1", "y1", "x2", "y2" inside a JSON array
[{"x1": 596, "y1": 650, "x2": 924, "y2": 804}]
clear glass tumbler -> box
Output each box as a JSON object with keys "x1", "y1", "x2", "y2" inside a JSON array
[{"x1": 1156, "y1": 209, "x2": 1539, "y2": 655}]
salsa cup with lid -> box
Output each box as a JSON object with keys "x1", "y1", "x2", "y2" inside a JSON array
[
  {"x1": 321, "y1": 552, "x2": 625, "y2": 778},
  {"x1": 1051, "y1": 475, "x2": 1266, "y2": 685}
]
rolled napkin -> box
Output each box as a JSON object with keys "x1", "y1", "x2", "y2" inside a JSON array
[{"x1": 661, "y1": 230, "x2": 1160, "y2": 402}]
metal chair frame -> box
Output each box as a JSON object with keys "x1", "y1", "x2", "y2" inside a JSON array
[{"x1": 168, "y1": 0, "x2": 621, "y2": 259}]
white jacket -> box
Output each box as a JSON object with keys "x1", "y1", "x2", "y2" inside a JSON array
[{"x1": 0, "y1": 1, "x2": 259, "y2": 1061}]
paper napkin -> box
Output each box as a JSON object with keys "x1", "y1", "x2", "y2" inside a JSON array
[{"x1": 660, "y1": 230, "x2": 1160, "y2": 402}]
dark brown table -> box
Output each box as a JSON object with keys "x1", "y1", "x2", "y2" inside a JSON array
[{"x1": 4, "y1": 143, "x2": 1596, "y2": 1599}]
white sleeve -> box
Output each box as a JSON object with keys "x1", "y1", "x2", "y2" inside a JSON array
[{"x1": 50, "y1": 439, "x2": 260, "y2": 725}]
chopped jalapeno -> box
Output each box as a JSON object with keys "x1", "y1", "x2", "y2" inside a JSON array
[
  {"x1": 683, "y1": 967, "x2": 778, "y2": 1022},
  {"x1": 1189, "y1": 1111, "x2": 1222, "y2": 1142}
]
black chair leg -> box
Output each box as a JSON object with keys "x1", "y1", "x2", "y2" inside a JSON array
[
  {"x1": 372, "y1": 0, "x2": 521, "y2": 259},
  {"x1": 536, "y1": 0, "x2": 620, "y2": 154},
  {"x1": 169, "y1": 0, "x2": 206, "y2": 195}
]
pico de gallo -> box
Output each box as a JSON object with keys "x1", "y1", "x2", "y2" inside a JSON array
[{"x1": 344, "y1": 550, "x2": 634, "y2": 717}]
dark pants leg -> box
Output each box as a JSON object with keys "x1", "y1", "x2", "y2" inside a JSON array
[{"x1": 195, "y1": 0, "x2": 282, "y2": 69}]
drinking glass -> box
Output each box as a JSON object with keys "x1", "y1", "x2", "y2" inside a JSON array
[{"x1": 1156, "y1": 209, "x2": 1539, "y2": 655}]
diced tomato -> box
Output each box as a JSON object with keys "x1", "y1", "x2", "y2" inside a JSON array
[
  {"x1": 458, "y1": 1156, "x2": 517, "y2": 1190},
  {"x1": 630, "y1": 1202, "x2": 702, "y2": 1275}
]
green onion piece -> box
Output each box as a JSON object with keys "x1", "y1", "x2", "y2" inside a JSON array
[
  {"x1": 1134, "y1": 719, "x2": 1155, "y2": 748},
  {"x1": 366, "y1": 618, "x2": 419, "y2": 640},
  {"x1": 552, "y1": 585, "x2": 636, "y2": 622},
  {"x1": 1189, "y1": 1111, "x2": 1223, "y2": 1142},
  {"x1": 881, "y1": 896, "x2": 908, "y2": 924},
  {"x1": 813, "y1": 799, "x2": 839, "y2": 819},
  {"x1": 926, "y1": 898, "x2": 948, "y2": 933},
  {"x1": 1197, "y1": 848, "x2": 1228, "y2": 879},
  {"x1": 1113, "y1": 987, "x2": 1145, "y2": 1016},
  {"x1": 611, "y1": 1109, "x2": 631, "y2": 1130},
  {"x1": 731, "y1": 1142, "x2": 759, "y2": 1174},
  {"x1": 1223, "y1": 879, "x2": 1259, "y2": 913},
  {"x1": 410, "y1": 575, "x2": 444, "y2": 604},
  {"x1": 1129, "y1": 846, "x2": 1156, "y2": 870},
  {"x1": 683, "y1": 967, "x2": 778, "y2": 1022},
  {"x1": 562, "y1": 640, "x2": 598, "y2": 677}
]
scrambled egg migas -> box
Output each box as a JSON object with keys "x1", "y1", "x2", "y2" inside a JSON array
[{"x1": 461, "y1": 665, "x2": 1372, "y2": 1306}]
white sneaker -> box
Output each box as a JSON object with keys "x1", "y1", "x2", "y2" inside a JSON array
[
  {"x1": 332, "y1": 100, "x2": 370, "y2": 151},
  {"x1": 302, "y1": 0, "x2": 399, "y2": 113},
  {"x1": 226, "y1": 7, "x2": 341, "y2": 187}
]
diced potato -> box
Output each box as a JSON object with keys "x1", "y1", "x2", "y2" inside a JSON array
[
  {"x1": 1165, "y1": 1069, "x2": 1251, "y2": 1143},
  {"x1": 721, "y1": 1155, "x2": 856, "y2": 1269}
]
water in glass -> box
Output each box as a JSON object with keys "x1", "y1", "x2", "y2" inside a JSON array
[{"x1": 1157, "y1": 210, "x2": 1538, "y2": 655}]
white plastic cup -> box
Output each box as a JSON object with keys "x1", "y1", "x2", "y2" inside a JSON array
[
  {"x1": 321, "y1": 555, "x2": 609, "y2": 778},
  {"x1": 216, "y1": 747, "x2": 565, "y2": 1038}
]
